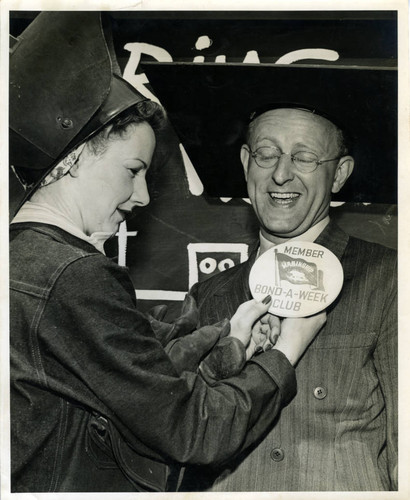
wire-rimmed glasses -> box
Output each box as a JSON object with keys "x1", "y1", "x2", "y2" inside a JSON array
[{"x1": 248, "y1": 145, "x2": 340, "y2": 174}]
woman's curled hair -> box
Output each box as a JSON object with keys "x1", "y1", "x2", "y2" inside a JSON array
[{"x1": 87, "y1": 100, "x2": 166, "y2": 156}]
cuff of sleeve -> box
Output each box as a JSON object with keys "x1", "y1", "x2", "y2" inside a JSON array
[
  {"x1": 199, "y1": 336, "x2": 246, "y2": 385},
  {"x1": 250, "y1": 349, "x2": 297, "y2": 404}
]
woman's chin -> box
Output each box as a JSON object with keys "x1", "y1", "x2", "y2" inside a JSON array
[{"x1": 88, "y1": 223, "x2": 120, "y2": 236}]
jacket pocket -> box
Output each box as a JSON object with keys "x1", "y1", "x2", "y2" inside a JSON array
[
  {"x1": 86, "y1": 413, "x2": 170, "y2": 492},
  {"x1": 86, "y1": 413, "x2": 118, "y2": 469},
  {"x1": 312, "y1": 331, "x2": 377, "y2": 349}
]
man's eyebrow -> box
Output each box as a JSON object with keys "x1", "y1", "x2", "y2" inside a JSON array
[
  {"x1": 291, "y1": 142, "x2": 319, "y2": 151},
  {"x1": 253, "y1": 135, "x2": 279, "y2": 144},
  {"x1": 253, "y1": 138, "x2": 324, "y2": 154}
]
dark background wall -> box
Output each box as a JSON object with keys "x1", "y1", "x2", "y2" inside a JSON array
[{"x1": 9, "y1": 11, "x2": 398, "y2": 319}]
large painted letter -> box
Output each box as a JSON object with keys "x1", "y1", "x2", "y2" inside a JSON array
[{"x1": 123, "y1": 42, "x2": 173, "y2": 103}]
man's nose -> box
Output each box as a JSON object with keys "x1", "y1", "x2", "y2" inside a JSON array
[
  {"x1": 131, "y1": 177, "x2": 150, "y2": 207},
  {"x1": 271, "y1": 153, "x2": 295, "y2": 185}
]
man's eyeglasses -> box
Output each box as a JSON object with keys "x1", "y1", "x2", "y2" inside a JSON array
[{"x1": 248, "y1": 145, "x2": 340, "y2": 174}]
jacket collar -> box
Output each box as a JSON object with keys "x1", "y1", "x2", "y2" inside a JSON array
[
  {"x1": 10, "y1": 222, "x2": 101, "y2": 255},
  {"x1": 314, "y1": 219, "x2": 349, "y2": 261}
]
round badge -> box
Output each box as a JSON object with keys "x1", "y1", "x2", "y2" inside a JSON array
[{"x1": 249, "y1": 241, "x2": 344, "y2": 317}]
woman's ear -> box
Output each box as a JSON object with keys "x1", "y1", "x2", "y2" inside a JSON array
[
  {"x1": 240, "y1": 145, "x2": 251, "y2": 182},
  {"x1": 67, "y1": 143, "x2": 88, "y2": 178},
  {"x1": 68, "y1": 160, "x2": 80, "y2": 178},
  {"x1": 332, "y1": 156, "x2": 355, "y2": 194}
]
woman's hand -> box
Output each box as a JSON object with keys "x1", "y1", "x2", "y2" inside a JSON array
[
  {"x1": 272, "y1": 313, "x2": 327, "y2": 365},
  {"x1": 248, "y1": 313, "x2": 281, "y2": 358},
  {"x1": 229, "y1": 295, "x2": 272, "y2": 359},
  {"x1": 229, "y1": 296, "x2": 326, "y2": 364}
]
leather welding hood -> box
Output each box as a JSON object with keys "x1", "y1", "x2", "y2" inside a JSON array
[{"x1": 9, "y1": 11, "x2": 146, "y2": 192}]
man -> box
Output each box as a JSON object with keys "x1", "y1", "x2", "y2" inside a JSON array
[{"x1": 182, "y1": 105, "x2": 397, "y2": 491}]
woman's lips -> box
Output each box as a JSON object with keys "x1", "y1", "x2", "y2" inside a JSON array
[{"x1": 117, "y1": 209, "x2": 131, "y2": 220}]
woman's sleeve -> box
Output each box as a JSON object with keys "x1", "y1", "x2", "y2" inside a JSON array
[{"x1": 39, "y1": 255, "x2": 296, "y2": 466}]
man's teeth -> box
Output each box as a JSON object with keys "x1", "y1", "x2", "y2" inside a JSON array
[{"x1": 269, "y1": 193, "x2": 299, "y2": 200}]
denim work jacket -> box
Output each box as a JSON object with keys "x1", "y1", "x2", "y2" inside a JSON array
[{"x1": 9, "y1": 222, "x2": 296, "y2": 493}]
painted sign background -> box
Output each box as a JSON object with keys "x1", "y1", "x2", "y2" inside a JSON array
[{"x1": 9, "y1": 11, "x2": 398, "y2": 319}]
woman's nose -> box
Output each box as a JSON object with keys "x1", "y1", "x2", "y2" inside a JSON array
[
  {"x1": 271, "y1": 154, "x2": 295, "y2": 185},
  {"x1": 131, "y1": 177, "x2": 150, "y2": 206}
]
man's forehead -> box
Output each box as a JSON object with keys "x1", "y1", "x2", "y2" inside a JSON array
[
  {"x1": 249, "y1": 108, "x2": 339, "y2": 142},
  {"x1": 252, "y1": 107, "x2": 337, "y2": 129}
]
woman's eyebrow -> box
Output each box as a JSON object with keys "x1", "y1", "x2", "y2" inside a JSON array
[{"x1": 125, "y1": 158, "x2": 148, "y2": 169}]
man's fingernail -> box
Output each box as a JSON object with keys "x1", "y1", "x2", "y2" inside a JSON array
[
  {"x1": 262, "y1": 295, "x2": 272, "y2": 305},
  {"x1": 255, "y1": 346, "x2": 264, "y2": 354},
  {"x1": 264, "y1": 344, "x2": 273, "y2": 351}
]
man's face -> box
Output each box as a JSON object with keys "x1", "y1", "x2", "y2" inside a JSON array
[{"x1": 242, "y1": 108, "x2": 353, "y2": 242}]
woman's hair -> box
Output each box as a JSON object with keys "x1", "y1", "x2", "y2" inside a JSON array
[{"x1": 86, "y1": 100, "x2": 166, "y2": 156}]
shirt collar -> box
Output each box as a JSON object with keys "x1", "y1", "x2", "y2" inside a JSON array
[
  {"x1": 258, "y1": 216, "x2": 330, "y2": 256},
  {"x1": 11, "y1": 200, "x2": 109, "y2": 254}
]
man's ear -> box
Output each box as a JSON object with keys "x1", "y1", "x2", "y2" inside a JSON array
[
  {"x1": 240, "y1": 145, "x2": 251, "y2": 182},
  {"x1": 332, "y1": 156, "x2": 354, "y2": 194}
]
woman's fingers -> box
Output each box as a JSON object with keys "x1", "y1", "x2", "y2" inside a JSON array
[
  {"x1": 251, "y1": 313, "x2": 281, "y2": 354},
  {"x1": 267, "y1": 314, "x2": 280, "y2": 346},
  {"x1": 244, "y1": 308, "x2": 326, "y2": 365},
  {"x1": 230, "y1": 295, "x2": 272, "y2": 351},
  {"x1": 273, "y1": 312, "x2": 327, "y2": 365}
]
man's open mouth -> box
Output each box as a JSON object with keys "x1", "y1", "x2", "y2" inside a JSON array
[{"x1": 268, "y1": 192, "x2": 300, "y2": 205}]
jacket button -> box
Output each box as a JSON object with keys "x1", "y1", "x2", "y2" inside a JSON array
[
  {"x1": 270, "y1": 448, "x2": 284, "y2": 462},
  {"x1": 313, "y1": 386, "x2": 327, "y2": 399}
]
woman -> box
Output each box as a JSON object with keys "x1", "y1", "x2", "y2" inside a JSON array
[{"x1": 9, "y1": 12, "x2": 325, "y2": 493}]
